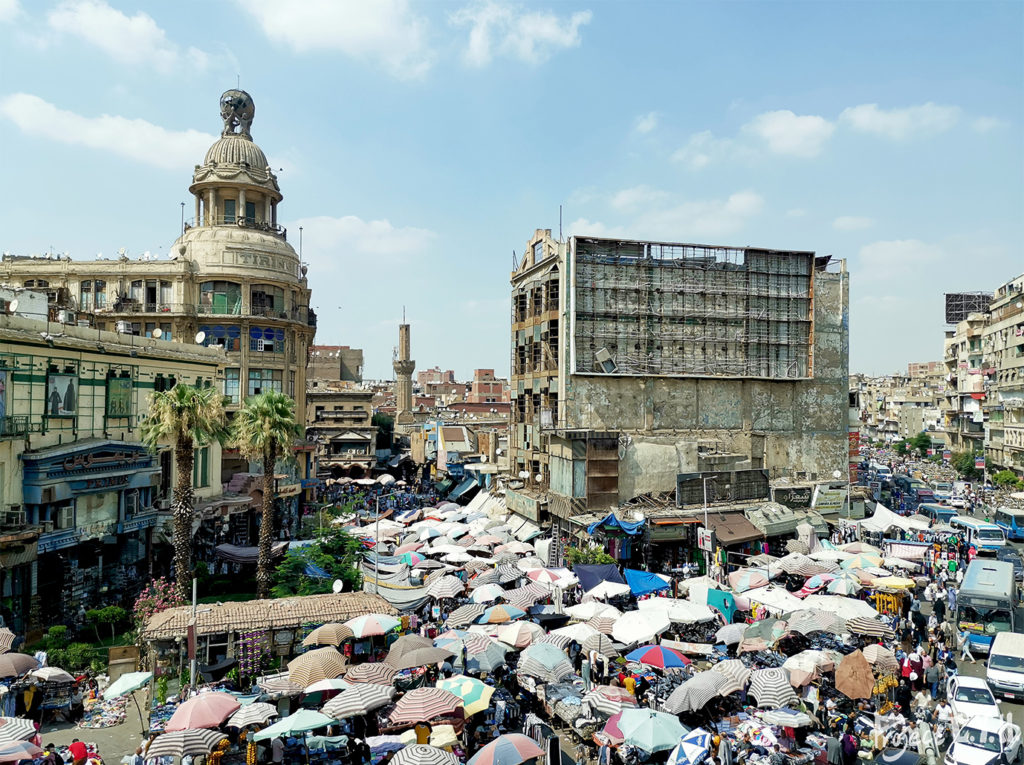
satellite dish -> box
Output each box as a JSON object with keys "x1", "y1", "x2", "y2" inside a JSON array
[
  {"x1": 518, "y1": 471, "x2": 529, "y2": 479},
  {"x1": 194, "y1": 331, "x2": 206, "y2": 344},
  {"x1": 152, "y1": 328, "x2": 163, "y2": 339},
  {"x1": 332, "y1": 579, "x2": 344, "y2": 593},
  {"x1": 7, "y1": 299, "x2": 18, "y2": 314},
  {"x1": 535, "y1": 474, "x2": 543, "y2": 482}
]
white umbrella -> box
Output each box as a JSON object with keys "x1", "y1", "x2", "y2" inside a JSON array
[
  {"x1": 637, "y1": 598, "x2": 716, "y2": 624},
  {"x1": 612, "y1": 611, "x2": 670, "y2": 645},
  {"x1": 470, "y1": 584, "x2": 507, "y2": 603},
  {"x1": 802, "y1": 594, "x2": 879, "y2": 620},
  {"x1": 443, "y1": 551, "x2": 473, "y2": 564},
  {"x1": 551, "y1": 622, "x2": 600, "y2": 644},
  {"x1": 585, "y1": 581, "x2": 632, "y2": 599},
  {"x1": 566, "y1": 602, "x2": 622, "y2": 621}
]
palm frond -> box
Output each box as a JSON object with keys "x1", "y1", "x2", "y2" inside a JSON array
[{"x1": 231, "y1": 391, "x2": 301, "y2": 460}]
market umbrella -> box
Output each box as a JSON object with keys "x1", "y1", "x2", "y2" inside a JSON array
[
  {"x1": 322, "y1": 683, "x2": 396, "y2": 719},
  {"x1": 583, "y1": 686, "x2": 638, "y2": 717},
  {"x1": 436, "y1": 631, "x2": 495, "y2": 655},
  {"x1": 28, "y1": 667, "x2": 75, "y2": 684},
  {"x1": 836, "y1": 650, "x2": 875, "y2": 700},
  {"x1": 495, "y1": 562, "x2": 524, "y2": 584},
  {"x1": 256, "y1": 672, "x2": 304, "y2": 696},
  {"x1": 345, "y1": 662, "x2": 400, "y2": 685},
  {"x1": 428, "y1": 575, "x2": 466, "y2": 600},
  {"x1": 802, "y1": 595, "x2": 879, "y2": 620},
  {"x1": 470, "y1": 570, "x2": 502, "y2": 588},
  {"x1": 527, "y1": 568, "x2": 564, "y2": 585},
  {"x1": 612, "y1": 611, "x2": 670, "y2": 646},
  {"x1": 728, "y1": 568, "x2": 769, "y2": 593},
  {"x1": 389, "y1": 687, "x2": 464, "y2": 726},
  {"x1": 827, "y1": 576, "x2": 861, "y2": 595},
  {"x1": 760, "y1": 709, "x2": 815, "y2": 727},
  {"x1": 471, "y1": 583, "x2": 508, "y2": 604},
  {"x1": 552, "y1": 622, "x2": 600, "y2": 644},
  {"x1": 476, "y1": 605, "x2": 527, "y2": 624},
  {"x1": 345, "y1": 614, "x2": 401, "y2": 638},
  {"x1": 840, "y1": 542, "x2": 880, "y2": 554},
  {"x1": 582, "y1": 633, "x2": 619, "y2": 659},
  {"x1": 778, "y1": 553, "x2": 834, "y2": 577},
  {"x1": 748, "y1": 668, "x2": 798, "y2": 708},
  {"x1": 587, "y1": 615, "x2": 619, "y2": 636},
  {"x1": 388, "y1": 646, "x2": 456, "y2": 671},
  {"x1": 0, "y1": 653, "x2": 37, "y2": 678},
  {"x1": 782, "y1": 609, "x2": 847, "y2": 636},
  {"x1": 253, "y1": 709, "x2": 334, "y2": 741},
  {"x1": 783, "y1": 651, "x2": 835, "y2": 687},
  {"x1": 0, "y1": 631, "x2": 14, "y2": 655},
  {"x1": 146, "y1": 730, "x2": 228, "y2": 757},
  {"x1": 496, "y1": 621, "x2": 544, "y2": 649},
  {"x1": 565, "y1": 602, "x2": 621, "y2": 621},
  {"x1": 601, "y1": 712, "x2": 627, "y2": 745},
  {"x1": 226, "y1": 702, "x2": 279, "y2": 728},
  {"x1": 625, "y1": 645, "x2": 690, "y2": 669},
  {"x1": 518, "y1": 643, "x2": 576, "y2": 684},
  {"x1": 845, "y1": 617, "x2": 896, "y2": 640},
  {"x1": 667, "y1": 727, "x2": 713, "y2": 765},
  {"x1": 101, "y1": 669, "x2": 153, "y2": 732},
  {"x1": 303, "y1": 623, "x2": 354, "y2": 647},
  {"x1": 740, "y1": 618, "x2": 790, "y2": 652},
  {"x1": 872, "y1": 577, "x2": 915, "y2": 590},
  {"x1": 841, "y1": 553, "x2": 884, "y2": 570},
  {"x1": 618, "y1": 709, "x2": 687, "y2": 753},
  {"x1": 662, "y1": 672, "x2": 728, "y2": 714},
  {"x1": 0, "y1": 718, "x2": 35, "y2": 744},
  {"x1": 710, "y1": 660, "x2": 751, "y2": 695},
  {"x1": 165, "y1": 691, "x2": 240, "y2": 731},
  {"x1": 288, "y1": 647, "x2": 347, "y2": 686},
  {"x1": 466, "y1": 640, "x2": 510, "y2": 673},
  {"x1": 0, "y1": 741, "x2": 42, "y2": 763},
  {"x1": 862, "y1": 644, "x2": 900, "y2": 675},
  {"x1": 395, "y1": 542, "x2": 424, "y2": 555},
  {"x1": 392, "y1": 744, "x2": 461, "y2": 765},
  {"x1": 475, "y1": 535, "x2": 504, "y2": 547},
  {"x1": 385, "y1": 634, "x2": 435, "y2": 663},
  {"x1": 586, "y1": 581, "x2": 632, "y2": 600},
  {"x1": 468, "y1": 733, "x2": 544, "y2": 765},
  {"x1": 304, "y1": 678, "x2": 349, "y2": 695},
  {"x1": 715, "y1": 623, "x2": 747, "y2": 645},
  {"x1": 437, "y1": 674, "x2": 496, "y2": 716},
  {"x1": 448, "y1": 603, "x2": 488, "y2": 627}
]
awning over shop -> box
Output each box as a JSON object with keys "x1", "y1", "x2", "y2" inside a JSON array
[
  {"x1": 510, "y1": 517, "x2": 542, "y2": 542},
  {"x1": 448, "y1": 477, "x2": 478, "y2": 501},
  {"x1": 623, "y1": 568, "x2": 670, "y2": 597},
  {"x1": 705, "y1": 512, "x2": 763, "y2": 545},
  {"x1": 214, "y1": 542, "x2": 289, "y2": 564},
  {"x1": 574, "y1": 564, "x2": 626, "y2": 593},
  {"x1": 302, "y1": 561, "x2": 332, "y2": 579},
  {"x1": 744, "y1": 503, "x2": 828, "y2": 538},
  {"x1": 587, "y1": 513, "x2": 645, "y2": 536}
]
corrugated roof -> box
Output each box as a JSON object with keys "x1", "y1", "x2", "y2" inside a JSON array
[{"x1": 142, "y1": 592, "x2": 396, "y2": 640}]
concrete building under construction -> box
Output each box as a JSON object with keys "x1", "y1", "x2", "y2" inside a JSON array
[{"x1": 507, "y1": 229, "x2": 850, "y2": 525}]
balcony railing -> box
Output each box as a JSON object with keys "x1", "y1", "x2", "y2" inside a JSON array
[
  {"x1": 0, "y1": 416, "x2": 32, "y2": 438},
  {"x1": 189, "y1": 216, "x2": 287, "y2": 240},
  {"x1": 103, "y1": 301, "x2": 196, "y2": 316},
  {"x1": 197, "y1": 303, "x2": 243, "y2": 316}
]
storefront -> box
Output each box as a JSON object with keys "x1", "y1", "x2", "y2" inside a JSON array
[{"x1": 20, "y1": 440, "x2": 161, "y2": 625}]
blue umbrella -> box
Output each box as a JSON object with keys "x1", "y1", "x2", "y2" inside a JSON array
[{"x1": 668, "y1": 727, "x2": 712, "y2": 765}]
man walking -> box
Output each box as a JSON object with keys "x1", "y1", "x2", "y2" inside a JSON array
[{"x1": 958, "y1": 629, "x2": 975, "y2": 664}]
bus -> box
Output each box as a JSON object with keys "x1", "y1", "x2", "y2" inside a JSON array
[
  {"x1": 994, "y1": 507, "x2": 1024, "y2": 542},
  {"x1": 918, "y1": 503, "x2": 959, "y2": 525},
  {"x1": 949, "y1": 516, "x2": 1006, "y2": 553},
  {"x1": 957, "y1": 559, "x2": 1017, "y2": 653}
]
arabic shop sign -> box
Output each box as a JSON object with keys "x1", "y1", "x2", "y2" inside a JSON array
[
  {"x1": 61, "y1": 450, "x2": 143, "y2": 473},
  {"x1": 772, "y1": 486, "x2": 812, "y2": 509}
]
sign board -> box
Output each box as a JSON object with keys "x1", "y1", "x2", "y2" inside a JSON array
[
  {"x1": 773, "y1": 486, "x2": 812, "y2": 510},
  {"x1": 696, "y1": 526, "x2": 716, "y2": 552},
  {"x1": 812, "y1": 486, "x2": 847, "y2": 513},
  {"x1": 943, "y1": 451, "x2": 952, "y2": 461},
  {"x1": 869, "y1": 481, "x2": 882, "y2": 501},
  {"x1": 106, "y1": 378, "x2": 133, "y2": 417},
  {"x1": 46, "y1": 373, "x2": 77, "y2": 417},
  {"x1": 975, "y1": 456, "x2": 986, "y2": 469},
  {"x1": 848, "y1": 430, "x2": 860, "y2": 458}
]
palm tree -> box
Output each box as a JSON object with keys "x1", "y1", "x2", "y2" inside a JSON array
[
  {"x1": 232, "y1": 390, "x2": 301, "y2": 599},
  {"x1": 140, "y1": 384, "x2": 228, "y2": 602}
]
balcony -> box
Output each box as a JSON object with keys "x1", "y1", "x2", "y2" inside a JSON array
[
  {"x1": 104, "y1": 301, "x2": 196, "y2": 316},
  {"x1": 191, "y1": 216, "x2": 287, "y2": 240},
  {"x1": 0, "y1": 416, "x2": 32, "y2": 438}
]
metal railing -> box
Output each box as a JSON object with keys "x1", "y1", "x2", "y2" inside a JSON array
[
  {"x1": 189, "y1": 216, "x2": 287, "y2": 240},
  {"x1": 0, "y1": 416, "x2": 32, "y2": 438},
  {"x1": 102, "y1": 301, "x2": 196, "y2": 315}
]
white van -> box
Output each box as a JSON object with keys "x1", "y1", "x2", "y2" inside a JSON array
[{"x1": 986, "y1": 631, "x2": 1024, "y2": 702}]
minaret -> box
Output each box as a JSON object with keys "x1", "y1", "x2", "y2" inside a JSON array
[{"x1": 393, "y1": 317, "x2": 415, "y2": 425}]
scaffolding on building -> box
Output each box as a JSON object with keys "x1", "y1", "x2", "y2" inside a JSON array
[
  {"x1": 944, "y1": 292, "x2": 992, "y2": 325},
  {"x1": 572, "y1": 237, "x2": 815, "y2": 379}
]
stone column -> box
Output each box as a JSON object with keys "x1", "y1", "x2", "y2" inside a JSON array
[
  {"x1": 239, "y1": 189, "x2": 247, "y2": 222},
  {"x1": 264, "y1": 196, "x2": 272, "y2": 225},
  {"x1": 194, "y1": 195, "x2": 201, "y2": 228},
  {"x1": 209, "y1": 189, "x2": 218, "y2": 224}
]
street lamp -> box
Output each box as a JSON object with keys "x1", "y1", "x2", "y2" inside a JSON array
[
  {"x1": 702, "y1": 476, "x2": 714, "y2": 576},
  {"x1": 374, "y1": 489, "x2": 404, "y2": 588}
]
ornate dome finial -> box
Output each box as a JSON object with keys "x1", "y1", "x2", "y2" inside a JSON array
[{"x1": 219, "y1": 89, "x2": 254, "y2": 139}]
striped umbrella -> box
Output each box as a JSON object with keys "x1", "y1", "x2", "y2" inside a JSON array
[
  {"x1": 391, "y1": 744, "x2": 460, "y2": 765},
  {"x1": 28, "y1": 667, "x2": 76, "y2": 684},
  {"x1": 778, "y1": 554, "x2": 834, "y2": 577},
  {"x1": 146, "y1": 730, "x2": 228, "y2": 758},
  {"x1": 715, "y1": 623, "x2": 747, "y2": 645},
  {"x1": 783, "y1": 650, "x2": 834, "y2": 686},
  {"x1": 502, "y1": 584, "x2": 545, "y2": 610},
  {"x1": 846, "y1": 616, "x2": 895, "y2": 639},
  {"x1": 256, "y1": 672, "x2": 304, "y2": 696},
  {"x1": 389, "y1": 687, "x2": 463, "y2": 726},
  {"x1": 226, "y1": 702, "x2": 279, "y2": 729},
  {"x1": 518, "y1": 643, "x2": 576, "y2": 683},
  {"x1": 728, "y1": 568, "x2": 770, "y2": 593},
  {"x1": 527, "y1": 568, "x2": 564, "y2": 585},
  {"x1": 447, "y1": 603, "x2": 487, "y2": 627},
  {"x1": 862, "y1": 644, "x2": 900, "y2": 674},
  {"x1": 303, "y1": 623, "x2": 354, "y2": 647},
  {"x1": 468, "y1": 733, "x2": 544, "y2": 765},
  {"x1": 583, "y1": 686, "x2": 638, "y2": 717},
  {"x1": 748, "y1": 668, "x2": 798, "y2": 709},
  {"x1": 710, "y1": 659, "x2": 751, "y2": 695},
  {"x1": 587, "y1": 615, "x2": 618, "y2": 636},
  {"x1": 0, "y1": 741, "x2": 42, "y2": 761},
  {"x1": 552, "y1": 622, "x2": 600, "y2": 644},
  {"x1": 782, "y1": 609, "x2": 847, "y2": 636},
  {"x1": 476, "y1": 605, "x2": 526, "y2": 624},
  {"x1": 841, "y1": 553, "x2": 884, "y2": 570},
  {"x1": 662, "y1": 672, "x2": 728, "y2": 714},
  {"x1": 668, "y1": 727, "x2": 713, "y2": 765},
  {"x1": 470, "y1": 584, "x2": 507, "y2": 604},
  {"x1": 165, "y1": 691, "x2": 240, "y2": 731},
  {"x1": 0, "y1": 631, "x2": 14, "y2": 655},
  {"x1": 625, "y1": 645, "x2": 689, "y2": 669},
  {"x1": 565, "y1": 602, "x2": 621, "y2": 621},
  {"x1": 288, "y1": 647, "x2": 347, "y2": 687},
  {"x1": 322, "y1": 683, "x2": 396, "y2": 719},
  {"x1": 466, "y1": 641, "x2": 510, "y2": 673},
  {"x1": 399, "y1": 552, "x2": 425, "y2": 566},
  {"x1": 582, "y1": 633, "x2": 619, "y2": 659},
  {"x1": 344, "y1": 662, "x2": 399, "y2": 685},
  {"x1": 826, "y1": 576, "x2": 861, "y2": 595},
  {"x1": 469, "y1": 570, "x2": 502, "y2": 588},
  {"x1": 760, "y1": 709, "x2": 815, "y2": 728},
  {"x1": 535, "y1": 633, "x2": 572, "y2": 651},
  {"x1": 428, "y1": 575, "x2": 465, "y2": 600},
  {"x1": 494, "y1": 621, "x2": 543, "y2": 649},
  {"x1": 344, "y1": 614, "x2": 401, "y2": 638},
  {"x1": 496, "y1": 563, "x2": 524, "y2": 584},
  {"x1": 437, "y1": 674, "x2": 496, "y2": 716},
  {"x1": 0, "y1": 717, "x2": 35, "y2": 744}
]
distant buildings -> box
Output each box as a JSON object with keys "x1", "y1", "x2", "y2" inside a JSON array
[
  {"x1": 308, "y1": 346, "x2": 363, "y2": 383},
  {"x1": 854, "y1": 368, "x2": 945, "y2": 446}
]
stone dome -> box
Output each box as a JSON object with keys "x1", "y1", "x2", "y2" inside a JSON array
[{"x1": 203, "y1": 135, "x2": 269, "y2": 169}]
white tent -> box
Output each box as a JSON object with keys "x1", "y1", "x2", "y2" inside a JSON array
[
  {"x1": 802, "y1": 594, "x2": 879, "y2": 620},
  {"x1": 637, "y1": 598, "x2": 716, "y2": 624}
]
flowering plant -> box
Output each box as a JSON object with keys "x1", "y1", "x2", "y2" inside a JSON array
[
  {"x1": 237, "y1": 630, "x2": 271, "y2": 685},
  {"x1": 133, "y1": 577, "x2": 186, "y2": 630}
]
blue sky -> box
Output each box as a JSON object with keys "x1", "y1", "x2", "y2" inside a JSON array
[{"x1": 1, "y1": 0, "x2": 1021, "y2": 380}]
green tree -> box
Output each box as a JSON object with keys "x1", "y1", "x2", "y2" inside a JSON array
[
  {"x1": 141, "y1": 384, "x2": 229, "y2": 601},
  {"x1": 565, "y1": 544, "x2": 616, "y2": 566},
  {"x1": 272, "y1": 527, "x2": 363, "y2": 598},
  {"x1": 895, "y1": 441, "x2": 909, "y2": 456},
  {"x1": 232, "y1": 391, "x2": 302, "y2": 599},
  {"x1": 908, "y1": 431, "x2": 933, "y2": 455},
  {"x1": 951, "y1": 450, "x2": 983, "y2": 481},
  {"x1": 992, "y1": 469, "x2": 1020, "y2": 488}
]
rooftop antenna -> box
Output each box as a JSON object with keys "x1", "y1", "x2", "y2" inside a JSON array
[
  {"x1": 299, "y1": 227, "x2": 303, "y2": 261},
  {"x1": 559, "y1": 204, "x2": 563, "y2": 242},
  {"x1": 403, "y1": 306, "x2": 406, "y2": 323},
  {"x1": 180, "y1": 201, "x2": 185, "y2": 234},
  {"x1": 237, "y1": 74, "x2": 240, "y2": 88}
]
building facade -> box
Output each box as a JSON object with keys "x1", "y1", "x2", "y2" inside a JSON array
[
  {"x1": 306, "y1": 387, "x2": 378, "y2": 479},
  {"x1": 508, "y1": 230, "x2": 849, "y2": 526},
  {"x1": 308, "y1": 346, "x2": 364, "y2": 383},
  {"x1": 467, "y1": 369, "x2": 510, "y2": 404}
]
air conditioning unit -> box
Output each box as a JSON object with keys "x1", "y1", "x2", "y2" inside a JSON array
[
  {"x1": 116, "y1": 321, "x2": 133, "y2": 334},
  {"x1": 57, "y1": 310, "x2": 75, "y2": 324},
  {"x1": 154, "y1": 499, "x2": 171, "y2": 511}
]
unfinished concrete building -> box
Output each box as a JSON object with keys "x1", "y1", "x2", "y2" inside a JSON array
[{"x1": 507, "y1": 229, "x2": 849, "y2": 526}]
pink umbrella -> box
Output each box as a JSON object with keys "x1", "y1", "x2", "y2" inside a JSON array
[
  {"x1": 601, "y1": 712, "x2": 626, "y2": 745},
  {"x1": 474, "y1": 535, "x2": 503, "y2": 547},
  {"x1": 165, "y1": 692, "x2": 240, "y2": 731},
  {"x1": 468, "y1": 733, "x2": 544, "y2": 765},
  {"x1": 395, "y1": 542, "x2": 424, "y2": 554},
  {"x1": 527, "y1": 569, "x2": 563, "y2": 585}
]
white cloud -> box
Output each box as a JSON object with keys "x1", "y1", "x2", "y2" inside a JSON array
[
  {"x1": 240, "y1": 0, "x2": 433, "y2": 79},
  {"x1": 743, "y1": 109, "x2": 835, "y2": 157},
  {"x1": 0, "y1": 0, "x2": 20, "y2": 23},
  {"x1": 671, "y1": 130, "x2": 738, "y2": 169},
  {"x1": 451, "y1": 1, "x2": 591, "y2": 67},
  {"x1": 971, "y1": 116, "x2": 1008, "y2": 133},
  {"x1": 840, "y1": 102, "x2": 960, "y2": 139},
  {"x1": 47, "y1": 0, "x2": 210, "y2": 72},
  {"x1": 290, "y1": 215, "x2": 435, "y2": 267},
  {"x1": 833, "y1": 215, "x2": 874, "y2": 231},
  {"x1": 634, "y1": 111, "x2": 658, "y2": 134},
  {"x1": 610, "y1": 185, "x2": 668, "y2": 212},
  {"x1": 0, "y1": 93, "x2": 215, "y2": 170},
  {"x1": 857, "y1": 239, "x2": 944, "y2": 277},
  {"x1": 567, "y1": 217, "x2": 626, "y2": 238},
  {"x1": 786, "y1": 208, "x2": 806, "y2": 218},
  {"x1": 637, "y1": 190, "x2": 764, "y2": 239}
]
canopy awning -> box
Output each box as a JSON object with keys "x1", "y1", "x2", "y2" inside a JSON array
[
  {"x1": 449, "y1": 477, "x2": 479, "y2": 501},
  {"x1": 587, "y1": 513, "x2": 645, "y2": 536},
  {"x1": 214, "y1": 542, "x2": 289, "y2": 564},
  {"x1": 624, "y1": 569, "x2": 671, "y2": 597},
  {"x1": 706, "y1": 512, "x2": 763, "y2": 545}
]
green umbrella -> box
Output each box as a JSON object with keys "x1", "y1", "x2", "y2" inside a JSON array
[
  {"x1": 437, "y1": 674, "x2": 495, "y2": 717},
  {"x1": 253, "y1": 709, "x2": 335, "y2": 742},
  {"x1": 102, "y1": 671, "x2": 153, "y2": 735},
  {"x1": 618, "y1": 709, "x2": 686, "y2": 753}
]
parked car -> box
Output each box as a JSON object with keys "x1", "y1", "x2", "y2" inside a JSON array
[
  {"x1": 995, "y1": 547, "x2": 1024, "y2": 582},
  {"x1": 944, "y1": 716, "x2": 1022, "y2": 765},
  {"x1": 947, "y1": 676, "x2": 1002, "y2": 732},
  {"x1": 951, "y1": 497, "x2": 969, "y2": 510}
]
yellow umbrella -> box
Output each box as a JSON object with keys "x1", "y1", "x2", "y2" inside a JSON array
[
  {"x1": 872, "y1": 576, "x2": 915, "y2": 589},
  {"x1": 840, "y1": 553, "x2": 883, "y2": 570},
  {"x1": 436, "y1": 674, "x2": 495, "y2": 716}
]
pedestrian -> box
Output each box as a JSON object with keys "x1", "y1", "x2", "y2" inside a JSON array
[
  {"x1": 271, "y1": 735, "x2": 285, "y2": 764},
  {"x1": 925, "y1": 662, "x2": 940, "y2": 699},
  {"x1": 959, "y1": 629, "x2": 976, "y2": 663},
  {"x1": 68, "y1": 740, "x2": 88, "y2": 765}
]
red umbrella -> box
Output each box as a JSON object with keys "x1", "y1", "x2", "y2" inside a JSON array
[{"x1": 165, "y1": 692, "x2": 240, "y2": 731}]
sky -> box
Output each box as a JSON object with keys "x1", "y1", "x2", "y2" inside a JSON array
[{"x1": 0, "y1": 0, "x2": 1021, "y2": 380}]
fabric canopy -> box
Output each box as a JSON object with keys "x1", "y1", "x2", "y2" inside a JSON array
[
  {"x1": 574, "y1": 564, "x2": 626, "y2": 594},
  {"x1": 587, "y1": 513, "x2": 645, "y2": 536},
  {"x1": 214, "y1": 542, "x2": 288, "y2": 563},
  {"x1": 623, "y1": 569, "x2": 671, "y2": 597}
]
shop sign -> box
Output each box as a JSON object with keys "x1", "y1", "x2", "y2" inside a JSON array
[
  {"x1": 80, "y1": 475, "x2": 131, "y2": 491},
  {"x1": 62, "y1": 450, "x2": 142, "y2": 473},
  {"x1": 813, "y1": 487, "x2": 847, "y2": 513},
  {"x1": 696, "y1": 526, "x2": 716, "y2": 552},
  {"x1": 277, "y1": 483, "x2": 302, "y2": 498},
  {"x1": 773, "y1": 486, "x2": 812, "y2": 509},
  {"x1": 274, "y1": 630, "x2": 294, "y2": 645}
]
